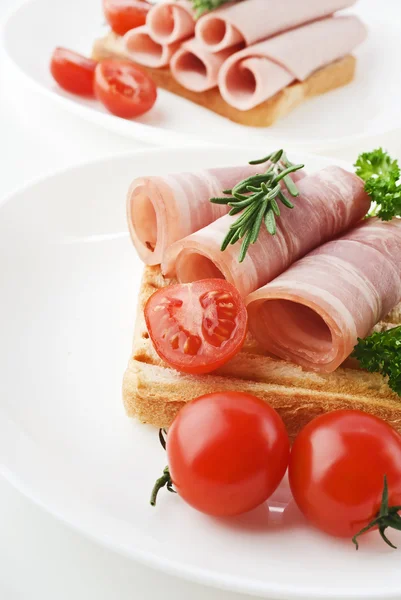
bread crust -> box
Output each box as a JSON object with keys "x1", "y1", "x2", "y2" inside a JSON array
[
  {"x1": 122, "y1": 266, "x2": 401, "y2": 439},
  {"x1": 92, "y1": 33, "x2": 356, "y2": 128}
]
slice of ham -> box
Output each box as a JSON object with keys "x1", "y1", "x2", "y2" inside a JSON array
[
  {"x1": 196, "y1": 0, "x2": 357, "y2": 53},
  {"x1": 147, "y1": 0, "x2": 195, "y2": 45},
  {"x1": 170, "y1": 38, "x2": 243, "y2": 92},
  {"x1": 127, "y1": 163, "x2": 270, "y2": 265},
  {"x1": 162, "y1": 167, "x2": 370, "y2": 297},
  {"x1": 218, "y1": 16, "x2": 367, "y2": 111},
  {"x1": 246, "y1": 218, "x2": 401, "y2": 373},
  {"x1": 123, "y1": 26, "x2": 180, "y2": 68}
]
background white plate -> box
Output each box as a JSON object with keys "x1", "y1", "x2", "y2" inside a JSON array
[
  {"x1": 1, "y1": 146, "x2": 401, "y2": 600},
  {"x1": 2, "y1": 0, "x2": 400, "y2": 150}
]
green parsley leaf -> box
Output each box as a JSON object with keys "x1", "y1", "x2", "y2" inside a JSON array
[
  {"x1": 190, "y1": 0, "x2": 233, "y2": 17},
  {"x1": 354, "y1": 148, "x2": 401, "y2": 221},
  {"x1": 352, "y1": 326, "x2": 401, "y2": 396},
  {"x1": 355, "y1": 148, "x2": 400, "y2": 182}
]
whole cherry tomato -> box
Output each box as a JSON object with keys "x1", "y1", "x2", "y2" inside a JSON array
[
  {"x1": 289, "y1": 410, "x2": 401, "y2": 548},
  {"x1": 152, "y1": 392, "x2": 290, "y2": 517}
]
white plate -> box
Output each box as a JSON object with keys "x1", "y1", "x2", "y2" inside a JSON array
[
  {"x1": 2, "y1": 0, "x2": 400, "y2": 150},
  {"x1": 1, "y1": 146, "x2": 401, "y2": 599}
]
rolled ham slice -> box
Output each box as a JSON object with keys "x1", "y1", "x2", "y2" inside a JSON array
[
  {"x1": 246, "y1": 218, "x2": 401, "y2": 373},
  {"x1": 162, "y1": 167, "x2": 370, "y2": 297},
  {"x1": 123, "y1": 26, "x2": 180, "y2": 68},
  {"x1": 196, "y1": 0, "x2": 357, "y2": 53},
  {"x1": 127, "y1": 163, "x2": 269, "y2": 265},
  {"x1": 170, "y1": 38, "x2": 243, "y2": 92},
  {"x1": 218, "y1": 16, "x2": 367, "y2": 111},
  {"x1": 147, "y1": 0, "x2": 195, "y2": 45}
]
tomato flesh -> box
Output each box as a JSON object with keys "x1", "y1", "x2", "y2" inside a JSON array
[
  {"x1": 94, "y1": 60, "x2": 157, "y2": 118},
  {"x1": 103, "y1": 0, "x2": 151, "y2": 36},
  {"x1": 289, "y1": 410, "x2": 401, "y2": 539},
  {"x1": 167, "y1": 392, "x2": 290, "y2": 516},
  {"x1": 50, "y1": 48, "x2": 97, "y2": 96},
  {"x1": 145, "y1": 279, "x2": 248, "y2": 374}
]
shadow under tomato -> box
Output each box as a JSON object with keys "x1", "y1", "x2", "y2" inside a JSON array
[
  {"x1": 208, "y1": 496, "x2": 307, "y2": 534},
  {"x1": 268, "y1": 499, "x2": 308, "y2": 531},
  {"x1": 210, "y1": 502, "x2": 271, "y2": 533}
]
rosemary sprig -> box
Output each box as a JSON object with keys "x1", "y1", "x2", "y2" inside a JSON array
[
  {"x1": 210, "y1": 150, "x2": 304, "y2": 262},
  {"x1": 189, "y1": 0, "x2": 236, "y2": 17}
]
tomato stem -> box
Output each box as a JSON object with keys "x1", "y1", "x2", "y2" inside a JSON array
[
  {"x1": 352, "y1": 475, "x2": 401, "y2": 550},
  {"x1": 150, "y1": 466, "x2": 175, "y2": 506},
  {"x1": 158, "y1": 428, "x2": 167, "y2": 451}
]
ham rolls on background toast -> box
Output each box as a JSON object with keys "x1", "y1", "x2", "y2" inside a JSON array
[
  {"x1": 195, "y1": 0, "x2": 357, "y2": 53},
  {"x1": 124, "y1": 26, "x2": 181, "y2": 67},
  {"x1": 170, "y1": 39, "x2": 244, "y2": 92},
  {"x1": 93, "y1": 0, "x2": 367, "y2": 125},
  {"x1": 147, "y1": 0, "x2": 196, "y2": 45},
  {"x1": 246, "y1": 219, "x2": 401, "y2": 372},
  {"x1": 162, "y1": 167, "x2": 370, "y2": 296},
  {"x1": 218, "y1": 16, "x2": 366, "y2": 110}
]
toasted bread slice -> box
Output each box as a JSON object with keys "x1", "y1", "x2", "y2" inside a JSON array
[
  {"x1": 92, "y1": 33, "x2": 356, "y2": 128},
  {"x1": 122, "y1": 266, "x2": 401, "y2": 439}
]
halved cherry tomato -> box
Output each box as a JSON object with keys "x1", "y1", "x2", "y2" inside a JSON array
[
  {"x1": 103, "y1": 0, "x2": 151, "y2": 36},
  {"x1": 145, "y1": 279, "x2": 247, "y2": 374},
  {"x1": 289, "y1": 410, "x2": 401, "y2": 548},
  {"x1": 50, "y1": 48, "x2": 97, "y2": 96},
  {"x1": 94, "y1": 60, "x2": 157, "y2": 118},
  {"x1": 164, "y1": 392, "x2": 290, "y2": 516}
]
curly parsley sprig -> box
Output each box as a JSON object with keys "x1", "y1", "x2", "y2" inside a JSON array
[
  {"x1": 354, "y1": 148, "x2": 401, "y2": 220},
  {"x1": 210, "y1": 149, "x2": 304, "y2": 262},
  {"x1": 352, "y1": 326, "x2": 401, "y2": 396}
]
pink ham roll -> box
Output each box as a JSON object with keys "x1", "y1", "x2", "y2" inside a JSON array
[
  {"x1": 246, "y1": 218, "x2": 401, "y2": 373},
  {"x1": 170, "y1": 38, "x2": 243, "y2": 92},
  {"x1": 147, "y1": 0, "x2": 195, "y2": 45},
  {"x1": 123, "y1": 26, "x2": 180, "y2": 68},
  {"x1": 196, "y1": 0, "x2": 357, "y2": 53},
  {"x1": 127, "y1": 163, "x2": 268, "y2": 265},
  {"x1": 218, "y1": 16, "x2": 367, "y2": 111},
  {"x1": 162, "y1": 167, "x2": 370, "y2": 297}
]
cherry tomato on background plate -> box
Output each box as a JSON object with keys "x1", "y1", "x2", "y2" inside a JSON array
[
  {"x1": 153, "y1": 392, "x2": 290, "y2": 516},
  {"x1": 289, "y1": 410, "x2": 401, "y2": 548},
  {"x1": 144, "y1": 279, "x2": 248, "y2": 374},
  {"x1": 50, "y1": 48, "x2": 97, "y2": 96},
  {"x1": 103, "y1": 0, "x2": 151, "y2": 36},
  {"x1": 94, "y1": 60, "x2": 157, "y2": 118}
]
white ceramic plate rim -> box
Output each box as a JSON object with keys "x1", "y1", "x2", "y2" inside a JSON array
[
  {"x1": 2, "y1": 0, "x2": 399, "y2": 150},
  {"x1": 0, "y1": 0, "x2": 195, "y2": 148},
  {"x1": 1, "y1": 148, "x2": 400, "y2": 600}
]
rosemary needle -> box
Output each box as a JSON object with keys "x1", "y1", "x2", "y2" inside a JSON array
[{"x1": 210, "y1": 150, "x2": 304, "y2": 262}]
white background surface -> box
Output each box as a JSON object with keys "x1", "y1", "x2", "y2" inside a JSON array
[{"x1": 1, "y1": 1, "x2": 401, "y2": 599}]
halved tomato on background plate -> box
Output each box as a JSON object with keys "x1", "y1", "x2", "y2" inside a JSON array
[
  {"x1": 144, "y1": 279, "x2": 248, "y2": 374},
  {"x1": 50, "y1": 48, "x2": 97, "y2": 96},
  {"x1": 94, "y1": 60, "x2": 157, "y2": 118}
]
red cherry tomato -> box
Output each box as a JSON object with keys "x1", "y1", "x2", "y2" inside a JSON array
[
  {"x1": 289, "y1": 410, "x2": 401, "y2": 547},
  {"x1": 166, "y1": 392, "x2": 290, "y2": 516},
  {"x1": 103, "y1": 0, "x2": 151, "y2": 36},
  {"x1": 94, "y1": 60, "x2": 157, "y2": 119},
  {"x1": 50, "y1": 48, "x2": 97, "y2": 96},
  {"x1": 145, "y1": 279, "x2": 248, "y2": 375}
]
